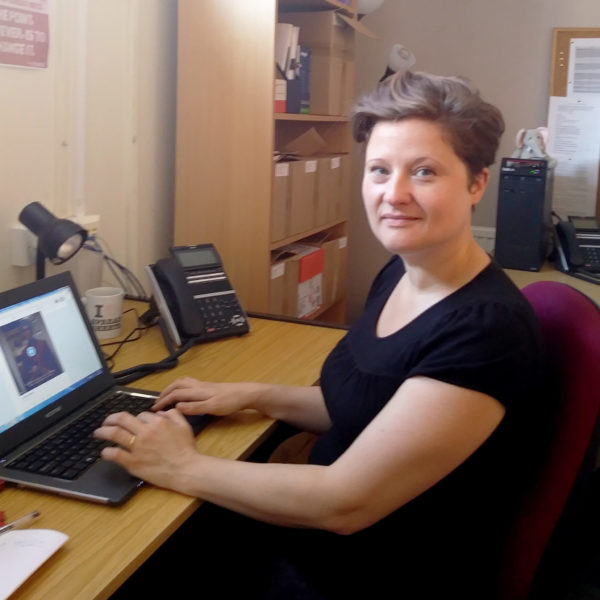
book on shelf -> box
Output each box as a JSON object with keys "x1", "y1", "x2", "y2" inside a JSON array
[{"x1": 299, "y1": 46, "x2": 311, "y2": 114}]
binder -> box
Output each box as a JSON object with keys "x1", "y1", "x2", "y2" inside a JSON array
[
  {"x1": 275, "y1": 22, "x2": 294, "y2": 76},
  {"x1": 287, "y1": 25, "x2": 300, "y2": 80},
  {"x1": 299, "y1": 46, "x2": 311, "y2": 114}
]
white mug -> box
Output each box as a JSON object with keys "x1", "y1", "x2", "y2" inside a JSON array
[{"x1": 84, "y1": 287, "x2": 124, "y2": 340}]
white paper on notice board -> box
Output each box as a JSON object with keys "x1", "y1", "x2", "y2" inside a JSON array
[
  {"x1": 547, "y1": 96, "x2": 600, "y2": 217},
  {"x1": 567, "y1": 38, "x2": 600, "y2": 96}
]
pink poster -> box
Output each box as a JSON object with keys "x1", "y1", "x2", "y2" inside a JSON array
[{"x1": 0, "y1": 0, "x2": 49, "y2": 68}]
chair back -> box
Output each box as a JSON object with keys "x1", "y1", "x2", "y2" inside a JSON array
[{"x1": 500, "y1": 281, "x2": 600, "y2": 600}]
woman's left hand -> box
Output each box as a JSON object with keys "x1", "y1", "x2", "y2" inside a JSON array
[{"x1": 94, "y1": 409, "x2": 198, "y2": 491}]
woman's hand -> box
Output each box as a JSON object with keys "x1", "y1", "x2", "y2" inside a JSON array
[
  {"x1": 153, "y1": 378, "x2": 266, "y2": 417},
  {"x1": 155, "y1": 379, "x2": 331, "y2": 434},
  {"x1": 94, "y1": 409, "x2": 199, "y2": 491}
]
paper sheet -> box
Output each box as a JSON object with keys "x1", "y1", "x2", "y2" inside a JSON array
[
  {"x1": 547, "y1": 96, "x2": 600, "y2": 217},
  {"x1": 567, "y1": 38, "x2": 600, "y2": 96},
  {"x1": 0, "y1": 529, "x2": 68, "y2": 599}
]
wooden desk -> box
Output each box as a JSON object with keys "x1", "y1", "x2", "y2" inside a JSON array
[
  {"x1": 505, "y1": 264, "x2": 600, "y2": 304},
  {"x1": 2, "y1": 315, "x2": 345, "y2": 600}
]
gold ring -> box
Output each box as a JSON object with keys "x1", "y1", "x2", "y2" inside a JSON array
[{"x1": 128, "y1": 434, "x2": 136, "y2": 448}]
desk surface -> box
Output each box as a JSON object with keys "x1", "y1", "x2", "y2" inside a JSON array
[
  {"x1": 505, "y1": 264, "x2": 600, "y2": 304},
  {"x1": 2, "y1": 314, "x2": 346, "y2": 600},
  {"x1": 4, "y1": 266, "x2": 597, "y2": 600}
]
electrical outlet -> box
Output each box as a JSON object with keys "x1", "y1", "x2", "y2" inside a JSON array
[
  {"x1": 10, "y1": 224, "x2": 36, "y2": 267},
  {"x1": 10, "y1": 214, "x2": 101, "y2": 268},
  {"x1": 71, "y1": 214, "x2": 100, "y2": 236}
]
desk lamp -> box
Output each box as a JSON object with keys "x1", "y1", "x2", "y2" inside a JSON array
[{"x1": 18, "y1": 202, "x2": 88, "y2": 280}]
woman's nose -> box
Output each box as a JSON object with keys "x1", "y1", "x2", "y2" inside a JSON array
[{"x1": 384, "y1": 174, "x2": 412, "y2": 205}]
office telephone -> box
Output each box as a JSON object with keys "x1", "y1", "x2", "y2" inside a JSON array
[
  {"x1": 554, "y1": 217, "x2": 600, "y2": 279},
  {"x1": 145, "y1": 244, "x2": 250, "y2": 347}
]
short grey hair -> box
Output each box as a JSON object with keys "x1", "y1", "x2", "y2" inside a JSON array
[{"x1": 352, "y1": 71, "x2": 505, "y2": 182}]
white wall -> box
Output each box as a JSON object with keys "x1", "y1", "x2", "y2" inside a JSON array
[
  {"x1": 0, "y1": 0, "x2": 176, "y2": 294},
  {"x1": 347, "y1": 0, "x2": 600, "y2": 321}
]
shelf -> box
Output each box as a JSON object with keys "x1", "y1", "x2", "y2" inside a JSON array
[
  {"x1": 270, "y1": 219, "x2": 347, "y2": 251},
  {"x1": 278, "y1": 0, "x2": 356, "y2": 17},
  {"x1": 305, "y1": 297, "x2": 346, "y2": 323},
  {"x1": 275, "y1": 113, "x2": 349, "y2": 122}
]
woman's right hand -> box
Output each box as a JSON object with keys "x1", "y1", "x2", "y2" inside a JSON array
[{"x1": 153, "y1": 378, "x2": 266, "y2": 417}]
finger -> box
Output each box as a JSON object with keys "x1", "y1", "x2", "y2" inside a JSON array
[
  {"x1": 100, "y1": 445, "x2": 134, "y2": 468},
  {"x1": 161, "y1": 409, "x2": 195, "y2": 438},
  {"x1": 93, "y1": 424, "x2": 116, "y2": 443},
  {"x1": 136, "y1": 410, "x2": 161, "y2": 424},
  {"x1": 154, "y1": 388, "x2": 210, "y2": 411},
  {"x1": 161, "y1": 407, "x2": 191, "y2": 425},
  {"x1": 154, "y1": 408, "x2": 194, "y2": 432},
  {"x1": 158, "y1": 377, "x2": 198, "y2": 400},
  {"x1": 175, "y1": 401, "x2": 212, "y2": 416},
  {"x1": 152, "y1": 396, "x2": 173, "y2": 411},
  {"x1": 94, "y1": 424, "x2": 138, "y2": 449},
  {"x1": 153, "y1": 390, "x2": 187, "y2": 411},
  {"x1": 101, "y1": 411, "x2": 143, "y2": 431}
]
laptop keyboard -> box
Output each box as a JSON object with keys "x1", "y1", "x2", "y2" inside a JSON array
[{"x1": 6, "y1": 391, "x2": 155, "y2": 480}]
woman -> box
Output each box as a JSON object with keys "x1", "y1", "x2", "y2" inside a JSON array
[{"x1": 96, "y1": 71, "x2": 547, "y2": 598}]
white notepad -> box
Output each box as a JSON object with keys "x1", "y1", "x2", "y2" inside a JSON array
[{"x1": 0, "y1": 529, "x2": 68, "y2": 599}]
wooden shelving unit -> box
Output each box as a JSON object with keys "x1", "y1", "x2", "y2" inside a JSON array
[{"x1": 174, "y1": 0, "x2": 357, "y2": 323}]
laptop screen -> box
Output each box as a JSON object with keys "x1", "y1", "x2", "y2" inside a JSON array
[{"x1": 0, "y1": 284, "x2": 103, "y2": 434}]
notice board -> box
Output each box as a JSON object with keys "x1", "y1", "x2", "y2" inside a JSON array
[{"x1": 549, "y1": 28, "x2": 600, "y2": 217}]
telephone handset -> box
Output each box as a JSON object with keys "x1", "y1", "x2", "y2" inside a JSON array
[
  {"x1": 555, "y1": 221, "x2": 585, "y2": 270},
  {"x1": 554, "y1": 218, "x2": 600, "y2": 277},
  {"x1": 145, "y1": 244, "x2": 250, "y2": 347}
]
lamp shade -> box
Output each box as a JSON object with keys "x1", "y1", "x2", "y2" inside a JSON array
[{"x1": 18, "y1": 202, "x2": 87, "y2": 270}]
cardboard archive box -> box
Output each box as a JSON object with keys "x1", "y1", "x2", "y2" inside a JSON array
[
  {"x1": 272, "y1": 158, "x2": 320, "y2": 242},
  {"x1": 326, "y1": 235, "x2": 348, "y2": 306},
  {"x1": 272, "y1": 161, "x2": 291, "y2": 242},
  {"x1": 303, "y1": 234, "x2": 348, "y2": 307},
  {"x1": 284, "y1": 11, "x2": 355, "y2": 116},
  {"x1": 269, "y1": 236, "x2": 347, "y2": 318},
  {"x1": 289, "y1": 159, "x2": 317, "y2": 236},
  {"x1": 315, "y1": 157, "x2": 330, "y2": 227},
  {"x1": 317, "y1": 154, "x2": 350, "y2": 225},
  {"x1": 270, "y1": 244, "x2": 325, "y2": 318},
  {"x1": 273, "y1": 154, "x2": 350, "y2": 243}
]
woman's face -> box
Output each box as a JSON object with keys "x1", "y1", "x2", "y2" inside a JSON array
[{"x1": 362, "y1": 119, "x2": 488, "y2": 257}]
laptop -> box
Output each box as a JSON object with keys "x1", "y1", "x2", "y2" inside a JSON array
[{"x1": 0, "y1": 271, "x2": 206, "y2": 504}]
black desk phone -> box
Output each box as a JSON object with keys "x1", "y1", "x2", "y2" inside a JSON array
[
  {"x1": 555, "y1": 217, "x2": 600, "y2": 282},
  {"x1": 145, "y1": 244, "x2": 249, "y2": 346}
]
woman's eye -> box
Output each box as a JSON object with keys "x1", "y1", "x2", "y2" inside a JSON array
[
  {"x1": 414, "y1": 167, "x2": 434, "y2": 177},
  {"x1": 370, "y1": 166, "x2": 388, "y2": 177}
]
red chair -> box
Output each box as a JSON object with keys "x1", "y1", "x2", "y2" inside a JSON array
[{"x1": 499, "y1": 281, "x2": 600, "y2": 599}]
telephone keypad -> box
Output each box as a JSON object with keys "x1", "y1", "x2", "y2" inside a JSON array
[
  {"x1": 194, "y1": 294, "x2": 247, "y2": 333},
  {"x1": 582, "y1": 246, "x2": 600, "y2": 272}
]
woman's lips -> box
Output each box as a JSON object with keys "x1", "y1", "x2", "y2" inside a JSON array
[{"x1": 380, "y1": 214, "x2": 421, "y2": 225}]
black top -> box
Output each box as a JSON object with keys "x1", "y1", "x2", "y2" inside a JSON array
[
  {"x1": 314, "y1": 256, "x2": 544, "y2": 463},
  {"x1": 278, "y1": 257, "x2": 549, "y2": 599}
]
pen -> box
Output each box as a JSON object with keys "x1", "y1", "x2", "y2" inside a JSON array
[{"x1": 0, "y1": 510, "x2": 40, "y2": 536}]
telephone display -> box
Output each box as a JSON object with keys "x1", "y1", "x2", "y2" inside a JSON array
[{"x1": 145, "y1": 244, "x2": 250, "y2": 347}]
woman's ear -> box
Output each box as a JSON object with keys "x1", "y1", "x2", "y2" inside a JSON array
[{"x1": 469, "y1": 168, "x2": 490, "y2": 203}]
